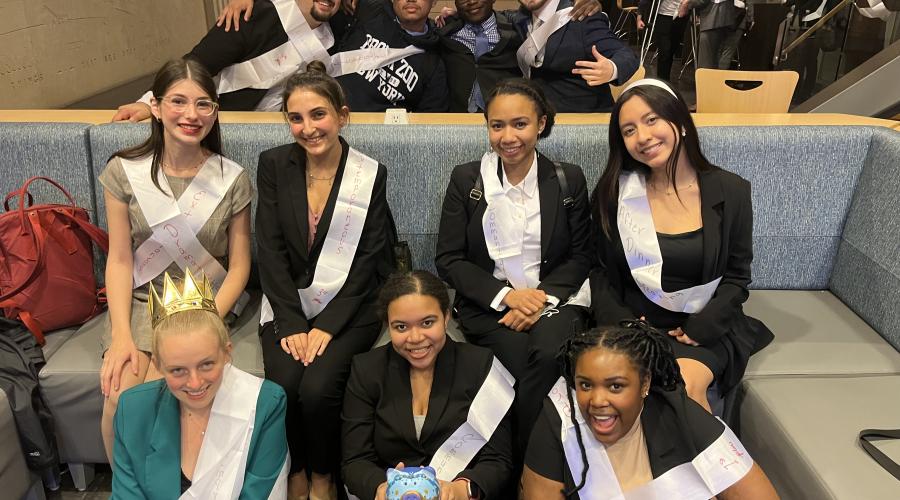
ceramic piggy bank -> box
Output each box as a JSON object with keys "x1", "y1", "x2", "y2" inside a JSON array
[{"x1": 385, "y1": 466, "x2": 440, "y2": 500}]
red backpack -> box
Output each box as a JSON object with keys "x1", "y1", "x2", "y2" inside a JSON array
[{"x1": 0, "y1": 177, "x2": 109, "y2": 344}]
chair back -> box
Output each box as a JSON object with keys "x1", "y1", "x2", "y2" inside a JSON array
[
  {"x1": 610, "y1": 65, "x2": 646, "y2": 101},
  {"x1": 695, "y1": 69, "x2": 799, "y2": 113}
]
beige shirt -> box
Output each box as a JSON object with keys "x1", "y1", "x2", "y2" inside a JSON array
[{"x1": 606, "y1": 414, "x2": 653, "y2": 492}]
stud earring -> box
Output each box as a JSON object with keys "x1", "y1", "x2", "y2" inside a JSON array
[{"x1": 681, "y1": 127, "x2": 687, "y2": 137}]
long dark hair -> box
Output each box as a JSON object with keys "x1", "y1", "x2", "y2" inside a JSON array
[
  {"x1": 483, "y1": 78, "x2": 556, "y2": 139},
  {"x1": 112, "y1": 58, "x2": 223, "y2": 195},
  {"x1": 376, "y1": 270, "x2": 451, "y2": 322},
  {"x1": 557, "y1": 320, "x2": 683, "y2": 496},
  {"x1": 591, "y1": 83, "x2": 718, "y2": 237}
]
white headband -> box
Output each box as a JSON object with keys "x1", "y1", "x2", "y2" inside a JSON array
[{"x1": 621, "y1": 78, "x2": 678, "y2": 98}]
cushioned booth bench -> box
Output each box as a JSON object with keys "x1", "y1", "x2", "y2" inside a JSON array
[{"x1": 2, "y1": 121, "x2": 899, "y2": 498}]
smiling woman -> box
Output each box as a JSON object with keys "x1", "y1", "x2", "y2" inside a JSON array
[
  {"x1": 435, "y1": 78, "x2": 593, "y2": 451},
  {"x1": 111, "y1": 270, "x2": 288, "y2": 499},
  {"x1": 521, "y1": 322, "x2": 779, "y2": 500},
  {"x1": 342, "y1": 271, "x2": 515, "y2": 500},
  {"x1": 255, "y1": 61, "x2": 394, "y2": 499}
]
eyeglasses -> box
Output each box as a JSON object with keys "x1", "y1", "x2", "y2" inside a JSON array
[{"x1": 156, "y1": 95, "x2": 219, "y2": 116}]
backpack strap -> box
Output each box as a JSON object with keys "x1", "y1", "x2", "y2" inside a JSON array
[
  {"x1": 859, "y1": 428, "x2": 900, "y2": 480},
  {"x1": 553, "y1": 161, "x2": 574, "y2": 208}
]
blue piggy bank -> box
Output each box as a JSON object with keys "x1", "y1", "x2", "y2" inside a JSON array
[{"x1": 385, "y1": 466, "x2": 440, "y2": 500}]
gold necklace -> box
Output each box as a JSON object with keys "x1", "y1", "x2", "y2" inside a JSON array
[
  {"x1": 162, "y1": 152, "x2": 206, "y2": 175},
  {"x1": 650, "y1": 180, "x2": 697, "y2": 196},
  {"x1": 307, "y1": 171, "x2": 336, "y2": 183},
  {"x1": 182, "y1": 409, "x2": 208, "y2": 436}
]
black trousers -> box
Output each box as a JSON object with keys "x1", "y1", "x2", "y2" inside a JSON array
[
  {"x1": 651, "y1": 15, "x2": 689, "y2": 82},
  {"x1": 260, "y1": 320, "x2": 381, "y2": 475},
  {"x1": 456, "y1": 302, "x2": 588, "y2": 451}
]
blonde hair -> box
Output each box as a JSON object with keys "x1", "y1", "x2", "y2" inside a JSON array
[{"x1": 151, "y1": 309, "x2": 229, "y2": 362}]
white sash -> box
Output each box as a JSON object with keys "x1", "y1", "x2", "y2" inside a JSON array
[
  {"x1": 330, "y1": 45, "x2": 426, "y2": 77},
  {"x1": 516, "y1": 7, "x2": 573, "y2": 78},
  {"x1": 548, "y1": 378, "x2": 752, "y2": 500},
  {"x1": 429, "y1": 357, "x2": 515, "y2": 481},
  {"x1": 617, "y1": 172, "x2": 720, "y2": 313},
  {"x1": 479, "y1": 152, "x2": 531, "y2": 290},
  {"x1": 180, "y1": 365, "x2": 290, "y2": 500},
  {"x1": 259, "y1": 148, "x2": 379, "y2": 324},
  {"x1": 217, "y1": 0, "x2": 335, "y2": 94},
  {"x1": 122, "y1": 156, "x2": 249, "y2": 315}
]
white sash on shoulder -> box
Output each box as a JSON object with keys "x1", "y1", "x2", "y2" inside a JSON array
[
  {"x1": 123, "y1": 155, "x2": 249, "y2": 313},
  {"x1": 259, "y1": 148, "x2": 379, "y2": 324},
  {"x1": 480, "y1": 152, "x2": 530, "y2": 290},
  {"x1": 429, "y1": 357, "x2": 515, "y2": 481},
  {"x1": 217, "y1": 0, "x2": 335, "y2": 94},
  {"x1": 548, "y1": 378, "x2": 752, "y2": 500},
  {"x1": 516, "y1": 8, "x2": 573, "y2": 78},
  {"x1": 617, "y1": 172, "x2": 720, "y2": 313},
  {"x1": 181, "y1": 365, "x2": 290, "y2": 500},
  {"x1": 330, "y1": 45, "x2": 425, "y2": 77}
]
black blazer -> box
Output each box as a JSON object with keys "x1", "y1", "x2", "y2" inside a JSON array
[
  {"x1": 526, "y1": 385, "x2": 731, "y2": 498},
  {"x1": 435, "y1": 153, "x2": 593, "y2": 314},
  {"x1": 342, "y1": 340, "x2": 514, "y2": 499},
  {"x1": 512, "y1": 1, "x2": 639, "y2": 112},
  {"x1": 437, "y1": 11, "x2": 523, "y2": 112},
  {"x1": 255, "y1": 138, "x2": 388, "y2": 339},
  {"x1": 590, "y1": 168, "x2": 774, "y2": 390}
]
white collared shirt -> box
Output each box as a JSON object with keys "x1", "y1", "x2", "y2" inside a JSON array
[
  {"x1": 528, "y1": 0, "x2": 562, "y2": 67},
  {"x1": 488, "y1": 155, "x2": 560, "y2": 311}
]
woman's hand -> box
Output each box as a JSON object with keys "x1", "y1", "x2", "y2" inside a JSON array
[
  {"x1": 636, "y1": 16, "x2": 646, "y2": 30},
  {"x1": 668, "y1": 327, "x2": 700, "y2": 346},
  {"x1": 499, "y1": 308, "x2": 541, "y2": 332},
  {"x1": 375, "y1": 462, "x2": 406, "y2": 500},
  {"x1": 100, "y1": 334, "x2": 140, "y2": 397},
  {"x1": 304, "y1": 328, "x2": 333, "y2": 365},
  {"x1": 280, "y1": 332, "x2": 309, "y2": 362},
  {"x1": 216, "y1": 0, "x2": 254, "y2": 31},
  {"x1": 439, "y1": 479, "x2": 470, "y2": 500},
  {"x1": 677, "y1": 0, "x2": 691, "y2": 17},
  {"x1": 501, "y1": 288, "x2": 547, "y2": 315}
]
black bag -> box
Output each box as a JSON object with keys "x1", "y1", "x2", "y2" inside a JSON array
[
  {"x1": 0, "y1": 317, "x2": 58, "y2": 471},
  {"x1": 382, "y1": 206, "x2": 414, "y2": 276}
]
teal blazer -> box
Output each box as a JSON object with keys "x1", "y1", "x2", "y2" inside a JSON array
[{"x1": 112, "y1": 376, "x2": 287, "y2": 499}]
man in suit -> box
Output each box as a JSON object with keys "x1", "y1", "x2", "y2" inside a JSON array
[
  {"x1": 515, "y1": 0, "x2": 639, "y2": 112},
  {"x1": 113, "y1": 0, "x2": 340, "y2": 121},
  {"x1": 680, "y1": 0, "x2": 752, "y2": 69},
  {"x1": 437, "y1": 0, "x2": 524, "y2": 112}
]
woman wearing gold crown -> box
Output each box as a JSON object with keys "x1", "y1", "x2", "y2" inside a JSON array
[
  {"x1": 111, "y1": 270, "x2": 288, "y2": 499},
  {"x1": 255, "y1": 63, "x2": 392, "y2": 499},
  {"x1": 98, "y1": 58, "x2": 253, "y2": 464}
]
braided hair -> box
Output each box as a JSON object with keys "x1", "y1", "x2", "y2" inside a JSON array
[
  {"x1": 483, "y1": 78, "x2": 556, "y2": 139},
  {"x1": 556, "y1": 320, "x2": 683, "y2": 496}
]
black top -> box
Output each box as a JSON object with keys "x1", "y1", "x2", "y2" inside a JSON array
[
  {"x1": 622, "y1": 228, "x2": 704, "y2": 329},
  {"x1": 180, "y1": 471, "x2": 191, "y2": 494},
  {"x1": 525, "y1": 387, "x2": 728, "y2": 498},
  {"x1": 342, "y1": 340, "x2": 514, "y2": 500},
  {"x1": 331, "y1": 0, "x2": 449, "y2": 112}
]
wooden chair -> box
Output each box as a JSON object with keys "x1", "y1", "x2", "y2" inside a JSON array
[
  {"x1": 695, "y1": 69, "x2": 800, "y2": 113},
  {"x1": 610, "y1": 65, "x2": 646, "y2": 101},
  {"x1": 614, "y1": 0, "x2": 641, "y2": 40}
]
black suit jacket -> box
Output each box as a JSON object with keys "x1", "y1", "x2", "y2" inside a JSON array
[
  {"x1": 342, "y1": 340, "x2": 514, "y2": 499},
  {"x1": 590, "y1": 168, "x2": 774, "y2": 390},
  {"x1": 437, "y1": 11, "x2": 523, "y2": 112},
  {"x1": 255, "y1": 138, "x2": 388, "y2": 339},
  {"x1": 513, "y1": 1, "x2": 639, "y2": 112},
  {"x1": 435, "y1": 153, "x2": 593, "y2": 316}
]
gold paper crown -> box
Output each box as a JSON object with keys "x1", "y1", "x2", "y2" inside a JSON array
[{"x1": 148, "y1": 269, "x2": 218, "y2": 328}]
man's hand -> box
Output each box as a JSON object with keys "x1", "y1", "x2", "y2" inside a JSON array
[
  {"x1": 501, "y1": 288, "x2": 547, "y2": 315},
  {"x1": 111, "y1": 102, "x2": 151, "y2": 122},
  {"x1": 573, "y1": 46, "x2": 616, "y2": 86},
  {"x1": 216, "y1": 0, "x2": 254, "y2": 31},
  {"x1": 571, "y1": 0, "x2": 602, "y2": 21},
  {"x1": 498, "y1": 308, "x2": 541, "y2": 332},
  {"x1": 668, "y1": 327, "x2": 700, "y2": 346}
]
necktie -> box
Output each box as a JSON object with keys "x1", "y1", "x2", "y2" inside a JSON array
[{"x1": 469, "y1": 25, "x2": 493, "y2": 112}]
